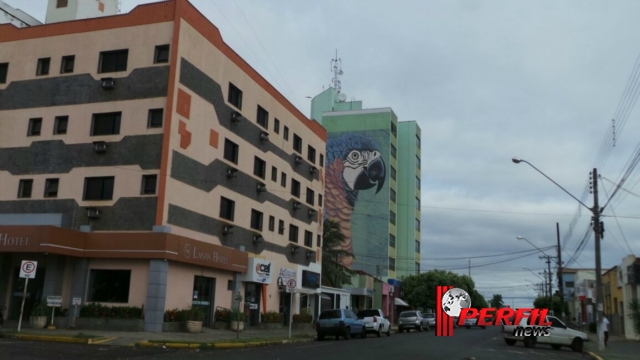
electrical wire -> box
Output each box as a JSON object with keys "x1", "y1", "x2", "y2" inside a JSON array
[{"x1": 600, "y1": 180, "x2": 635, "y2": 255}]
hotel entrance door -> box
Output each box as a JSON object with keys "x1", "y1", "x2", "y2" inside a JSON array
[{"x1": 192, "y1": 276, "x2": 215, "y2": 326}]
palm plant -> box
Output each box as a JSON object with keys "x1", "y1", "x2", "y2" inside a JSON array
[
  {"x1": 629, "y1": 298, "x2": 640, "y2": 336},
  {"x1": 322, "y1": 219, "x2": 356, "y2": 288}
]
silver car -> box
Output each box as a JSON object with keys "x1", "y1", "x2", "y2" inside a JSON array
[
  {"x1": 398, "y1": 310, "x2": 430, "y2": 332},
  {"x1": 423, "y1": 312, "x2": 436, "y2": 328}
]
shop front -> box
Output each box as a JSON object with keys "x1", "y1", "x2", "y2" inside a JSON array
[
  {"x1": 241, "y1": 257, "x2": 272, "y2": 327},
  {"x1": 0, "y1": 226, "x2": 248, "y2": 332}
]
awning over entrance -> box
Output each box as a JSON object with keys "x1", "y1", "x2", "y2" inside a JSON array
[
  {"x1": 295, "y1": 288, "x2": 320, "y2": 295},
  {"x1": 394, "y1": 298, "x2": 410, "y2": 307}
]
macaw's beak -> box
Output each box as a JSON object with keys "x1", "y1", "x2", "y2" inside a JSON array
[{"x1": 353, "y1": 156, "x2": 386, "y2": 193}]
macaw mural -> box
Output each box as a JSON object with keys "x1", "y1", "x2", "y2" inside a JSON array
[{"x1": 324, "y1": 132, "x2": 387, "y2": 269}]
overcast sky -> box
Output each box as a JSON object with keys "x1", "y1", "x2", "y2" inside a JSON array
[{"x1": 8, "y1": 0, "x2": 640, "y2": 309}]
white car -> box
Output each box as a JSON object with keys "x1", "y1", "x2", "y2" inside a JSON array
[
  {"x1": 502, "y1": 315, "x2": 588, "y2": 352},
  {"x1": 357, "y1": 309, "x2": 392, "y2": 337}
]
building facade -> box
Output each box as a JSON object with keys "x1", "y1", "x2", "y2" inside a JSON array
[
  {"x1": 602, "y1": 265, "x2": 624, "y2": 336},
  {"x1": 619, "y1": 255, "x2": 640, "y2": 340},
  {"x1": 0, "y1": 0, "x2": 325, "y2": 331},
  {"x1": 0, "y1": 0, "x2": 41, "y2": 28},
  {"x1": 45, "y1": 0, "x2": 118, "y2": 24}
]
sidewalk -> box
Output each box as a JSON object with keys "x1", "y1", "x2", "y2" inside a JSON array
[
  {"x1": 0, "y1": 320, "x2": 316, "y2": 347},
  {"x1": 585, "y1": 333, "x2": 640, "y2": 360}
]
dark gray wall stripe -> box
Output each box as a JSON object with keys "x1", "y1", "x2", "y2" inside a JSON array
[
  {"x1": 167, "y1": 204, "x2": 316, "y2": 266},
  {"x1": 178, "y1": 58, "x2": 319, "y2": 182},
  {"x1": 171, "y1": 150, "x2": 316, "y2": 225},
  {"x1": 0, "y1": 66, "x2": 170, "y2": 110},
  {"x1": 0, "y1": 134, "x2": 162, "y2": 175},
  {"x1": 0, "y1": 196, "x2": 157, "y2": 231}
]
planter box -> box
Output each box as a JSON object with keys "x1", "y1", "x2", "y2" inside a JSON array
[
  {"x1": 29, "y1": 316, "x2": 47, "y2": 329},
  {"x1": 291, "y1": 323, "x2": 313, "y2": 331},
  {"x1": 259, "y1": 323, "x2": 283, "y2": 330},
  {"x1": 163, "y1": 322, "x2": 184, "y2": 333},
  {"x1": 212, "y1": 321, "x2": 229, "y2": 330},
  {"x1": 75, "y1": 318, "x2": 144, "y2": 332}
]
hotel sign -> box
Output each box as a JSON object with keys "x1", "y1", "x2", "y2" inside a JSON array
[
  {"x1": 182, "y1": 243, "x2": 229, "y2": 265},
  {"x1": 0, "y1": 233, "x2": 30, "y2": 247}
]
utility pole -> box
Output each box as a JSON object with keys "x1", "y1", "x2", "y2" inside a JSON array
[
  {"x1": 468, "y1": 259, "x2": 471, "y2": 278},
  {"x1": 540, "y1": 253, "x2": 558, "y2": 314},
  {"x1": 540, "y1": 270, "x2": 548, "y2": 299},
  {"x1": 556, "y1": 222, "x2": 564, "y2": 320},
  {"x1": 592, "y1": 168, "x2": 604, "y2": 351}
]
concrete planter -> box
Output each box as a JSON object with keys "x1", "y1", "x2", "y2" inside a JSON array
[
  {"x1": 76, "y1": 318, "x2": 144, "y2": 332},
  {"x1": 259, "y1": 322, "x2": 283, "y2": 330},
  {"x1": 212, "y1": 321, "x2": 229, "y2": 330},
  {"x1": 185, "y1": 321, "x2": 202, "y2": 334},
  {"x1": 291, "y1": 323, "x2": 313, "y2": 331},
  {"x1": 230, "y1": 321, "x2": 244, "y2": 332},
  {"x1": 29, "y1": 316, "x2": 47, "y2": 329},
  {"x1": 163, "y1": 322, "x2": 184, "y2": 333}
]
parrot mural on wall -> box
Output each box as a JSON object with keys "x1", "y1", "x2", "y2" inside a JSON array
[{"x1": 324, "y1": 132, "x2": 386, "y2": 268}]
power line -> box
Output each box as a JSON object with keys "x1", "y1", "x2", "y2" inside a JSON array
[
  {"x1": 352, "y1": 247, "x2": 555, "y2": 261},
  {"x1": 600, "y1": 180, "x2": 636, "y2": 255}
]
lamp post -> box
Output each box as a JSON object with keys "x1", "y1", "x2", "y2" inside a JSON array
[{"x1": 512, "y1": 158, "x2": 604, "y2": 351}]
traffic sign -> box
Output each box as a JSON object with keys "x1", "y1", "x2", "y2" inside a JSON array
[
  {"x1": 47, "y1": 296, "x2": 62, "y2": 307},
  {"x1": 19, "y1": 261, "x2": 37, "y2": 279},
  {"x1": 287, "y1": 278, "x2": 296, "y2": 289},
  {"x1": 72, "y1": 298, "x2": 82, "y2": 306}
]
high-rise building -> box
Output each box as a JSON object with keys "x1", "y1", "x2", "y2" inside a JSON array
[
  {"x1": 0, "y1": 0, "x2": 325, "y2": 332},
  {"x1": 0, "y1": 0, "x2": 41, "y2": 28},
  {"x1": 311, "y1": 82, "x2": 422, "y2": 281},
  {"x1": 45, "y1": 0, "x2": 119, "y2": 24}
]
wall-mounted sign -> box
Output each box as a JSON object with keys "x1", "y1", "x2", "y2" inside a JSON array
[
  {"x1": 1, "y1": 233, "x2": 30, "y2": 247},
  {"x1": 301, "y1": 270, "x2": 320, "y2": 289},
  {"x1": 249, "y1": 303, "x2": 258, "y2": 310},
  {"x1": 242, "y1": 258, "x2": 273, "y2": 284},
  {"x1": 182, "y1": 243, "x2": 229, "y2": 265},
  {"x1": 277, "y1": 268, "x2": 296, "y2": 287}
]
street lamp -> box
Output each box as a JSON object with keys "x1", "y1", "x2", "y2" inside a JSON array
[
  {"x1": 512, "y1": 157, "x2": 605, "y2": 351},
  {"x1": 516, "y1": 236, "x2": 551, "y2": 257}
]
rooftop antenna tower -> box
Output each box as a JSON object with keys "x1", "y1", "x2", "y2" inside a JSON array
[
  {"x1": 117, "y1": 0, "x2": 122, "y2": 14},
  {"x1": 331, "y1": 50, "x2": 343, "y2": 94}
]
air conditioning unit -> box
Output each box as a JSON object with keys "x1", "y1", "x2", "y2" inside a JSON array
[
  {"x1": 101, "y1": 77, "x2": 115, "y2": 90},
  {"x1": 87, "y1": 208, "x2": 101, "y2": 219},
  {"x1": 222, "y1": 225, "x2": 234, "y2": 236},
  {"x1": 257, "y1": 182, "x2": 266, "y2": 192},
  {"x1": 293, "y1": 201, "x2": 301, "y2": 210},
  {"x1": 93, "y1": 141, "x2": 108, "y2": 153},
  {"x1": 226, "y1": 167, "x2": 238, "y2": 178},
  {"x1": 231, "y1": 111, "x2": 241, "y2": 123},
  {"x1": 253, "y1": 235, "x2": 263, "y2": 244},
  {"x1": 294, "y1": 156, "x2": 303, "y2": 165},
  {"x1": 308, "y1": 209, "x2": 317, "y2": 217},
  {"x1": 309, "y1": 166, "x2": 317, "y2": 175},
  {"x1": 259, "y1": 131, "x2": 269, "y2": 142}
]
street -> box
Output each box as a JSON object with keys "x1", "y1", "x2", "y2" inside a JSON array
[{"x1": 0, "y1": 327, "x2": 592, "y2": 360}]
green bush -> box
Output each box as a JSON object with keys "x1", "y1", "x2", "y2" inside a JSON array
[
  {"x1": 215, "y1": 308, "x2": 231, "y2": 322},
  {"x1": 79, "y1": 303, "x2": 144, "y2": 319},
  {"x1": 230, "y1": 309, "x2": 246, "y2": 322},
  {"x1": 262, "y1": 311, "x2": 282, "y2": 323},
  {"x1": 292, "y1": 308, "x2": 313, "y2": 323},
  {"x1": 181, "y1": 306, "x2": 205, "y2": 322},
  {"x1": 164, "y1": 308, "x2": 182, "y2": 322},
  {"x1": 30, "y1": 303, "x2": 47, "y2": 317}
]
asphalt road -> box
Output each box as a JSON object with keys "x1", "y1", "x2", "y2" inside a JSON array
[{"x1": 0, "y1": 327, "x2": 592, "y2": 360}]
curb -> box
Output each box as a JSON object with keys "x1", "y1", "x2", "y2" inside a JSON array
[
  {"x1": 0, "y1": 333, "x2": 111, "y2": 345},
  {"x1": 136, "y1": 338, "x2": 314, "y2": 349},
  {"x1": 586, "y1": 351, "x2": 604, "y2": 360}
]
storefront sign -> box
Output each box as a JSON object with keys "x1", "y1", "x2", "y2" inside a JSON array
[
  {"x1": 277, "y1": 268, "x2": 296, "y2": 287},
  {"x1": 0, "y1": 233, "x2": 30, "y2": 247},
  {"x1": 242, "y1": 258, "x2": 272, "y2": 284},
  {"x1": 301, "y1": 270, "x2": 320, "y2": 289},
  {"x1": 183, "y1": 243, "x2": 229, "y2": 265}
]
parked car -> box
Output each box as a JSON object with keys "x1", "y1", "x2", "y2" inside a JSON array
[
  {"x1": 398, "y1": 310, "x2": 430, "y2": 332},
  {"x1": 316, "y1": 308, "x2": 366, "y2": 340},
  {"x1": 464, "y1": 317, "x2": 486, "y2": 329},
  {"x1": 502, "y1": 315, "x2": 588, "y2": 352},
  {"x1": 423, "y1": 312, "x2": 436, "y2": 328},
  {"x1": 357, "y1": 309, "x2": 391, "y2": 337}
]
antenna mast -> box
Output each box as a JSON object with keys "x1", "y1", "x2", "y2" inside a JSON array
[{"x1": 331, "y1": 50, "x2": 343, "y2": 94}]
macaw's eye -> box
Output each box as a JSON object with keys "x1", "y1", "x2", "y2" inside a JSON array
[
  {"x1": 372, "y1": 151, "x2": 379, "y2": 157},
  {"x1": 349, "y1": 151, "x2": 361, "y2": 160}
]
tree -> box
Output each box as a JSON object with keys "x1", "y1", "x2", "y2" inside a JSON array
[
  {"x1": 471, "y1": 290, "x2": 488, "y2": 309},
  {"x1": 321, "y1": 219, "x2": 356, "y2": 288},
  {"x1": 401, "y1": 270, "x2": 482, "y2": 311},
  {"x1": 490, "y1": 294, "x2": 505, "y2": 308},
  {"x1": 533, "y1": 295, "x2": 568, "y2": 316}
]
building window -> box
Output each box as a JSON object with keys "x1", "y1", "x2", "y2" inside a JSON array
[
  {"x1": 253, "y1": 156, "x2": 266, "y2": 179},
  {"x1": 54, "y1": 116, "x2": 68, "y2": 135},
  {"x1": 60, "y1": 55, "x2": 75, "y2": 74},
  {"x1": 416, "y1": 155, "x2": 421, "y2": 169},
  {"x1": 390, "y1": 188, "x2": 396, "y2": 203},
  {"x1": 390, "y1": 211, "x2": 396, "y2": 225},
  {"x1": 36, "y1": 58, "x2": 50, "y2": 76},
  {"x1": 317, "y1": 234, "x2": 322, "y2": 247},
  {"x1": 256, "y1": 106, "x2": 269, "y2": 129},
  {"x1": 389, "y1": 257, "x2": 395, "y2": 271},
  {"x1": 304, "y1": 231, "x2": 313, "y2": 247},
  {"x1": 27, "y1": 118, "x2": 42, "y2": 136},
  {"x1": 306, "y1": 188, "x2": 315, "y2": 205},
  {"x1": 227, "y1": 280, "x2": 234, "y2": 290},
  {"x1": 223, "y1": 139, "x2": 239, "y2": 164},
  {"x1": 250, "y1": 209, "x2": 263, "y2": 231},
  {"x1": 274, "y1": 118, "x2": 280, "y2": 134},
  {"x1": 99, "y1": 49, "x2": 128, "y2": 73},
  {"x1": 415, "y1": 218, "x2": 420, "y2": 231},
  {"x1": 17, "y1": 179, "x2": 33, "y2": 198},
  {"x1": 283, "y1": 126, "x2": 289, "y2": 141},
  {"x1": 391, "y1": 144, "x2": 396, "y2": 158},
  {"x1": 566, "y1": 281, "x2": 574, "y2": 288},
  {"x1": 83, "y1": 176, "x2": 115, "y2": 201},
  {"x1": 56, "y1": 0, "x2": 68, "y2": 8},
  {"x1": 228, "y1": 83, "x2": 243, "y2": 110},
  {"x1": 0, "y1": 63, "x2": 8, "y2": 83},
  {"x1": 219, "y1": 197, "x2": 235, "y2": 221},
  {"x1": 280, "y1": 172, "x2": 287, "y2": 188},
  {"x1": 415, "y1": 197, "x2": 420, "y2": 210},
  {"x1": 319, "y1": 154, "x2": 324, "y2": 167},
  {"x1": 154, "y1": 45, "x2": 170, "y2": 64},
  {"x1": 415, "y1": 262, "x2": 420, "y2": 274},
  {"x1": 391, "y1": 122, "x2": 397, "y2": 137},
  {"x1": 44, "y1": 178, "x2": 59, "y2": 198},
  {"x1": 293, "y1": 134, "x2": 302, "y2": 153},
  {"x1": 91, "y1": 112, "x2": 121, "y2": 136},
  {"x1": 278, "y1": 220, "x2": 285, "y2": 235},
  {"x1": 271, "y1": 166, "x2": 278, "y2": 182},
  {"x1": 390, "y1": 166, "x2": 396, "y2": 180},
  {"x1": 318, "y1": 194, "x2": 323, "y2": 207},
  {"x1": 148, "y1": 109, "x2": 163, "y2": 128},
  {"x1": 389, "y1": 234, "x2": 396, "y2": 248},
  {"x1": 291, "y1": 179, "x2": 300, "y2": 198},
  {"x1": 88, "y1": 269, "x2": 130, "y2": 303},
  {"x1": 268, "y1": 216, "x2": 275, "y2": 231},
  {"x1": 141, "y1": 174, "x2": 157, "y2": 195},
  {"x1": 416, "y1": 176, "x2": 421, "y2": 190},
  {"x1": 307, "y1": 146, "x2": 316, "y2": 164},
  {"x1": 289, "y1": 225, "x2": 299, "y2": 243},
  {"x1": 416, "y1": 134, "x2": 421, "y2": 148},
  {"x1": 415, "y1": 240, "x2": 420, "y2": 253}
]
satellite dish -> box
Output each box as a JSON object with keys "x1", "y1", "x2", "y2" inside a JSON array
[{"x1": 338, "y1": 93, "x2": 347, "y2": 102}]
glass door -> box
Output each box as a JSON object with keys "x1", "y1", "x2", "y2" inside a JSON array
[{"x1": 192, "y1": 276, "x2": 215, "y2": 326}]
